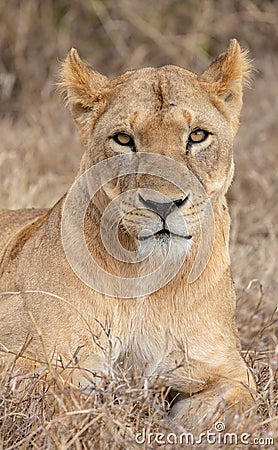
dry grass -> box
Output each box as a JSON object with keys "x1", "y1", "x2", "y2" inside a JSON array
[{"x1": 0, "y1": 0, "x2": 277, "y2": 448}]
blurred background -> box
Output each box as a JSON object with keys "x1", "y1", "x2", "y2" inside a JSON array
[{"x1": 0, "y1": 1, "x2": 277, "y2": 345}]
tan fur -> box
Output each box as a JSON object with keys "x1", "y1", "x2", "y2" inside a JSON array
[{"x1": 0, "y1": 39, "x2": 255, "y2": 425}]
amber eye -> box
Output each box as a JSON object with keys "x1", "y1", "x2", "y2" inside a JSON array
[
  {"x1": 113, "y1": 133, "x2": 134, "y2": 147},
  {"x1": 188, "y1": 129, "x2": 209, "y2": 144}
]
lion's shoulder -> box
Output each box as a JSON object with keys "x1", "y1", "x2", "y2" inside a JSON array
[{"x1": 0, "y1": 208, "x2": 49, "y2": 254}]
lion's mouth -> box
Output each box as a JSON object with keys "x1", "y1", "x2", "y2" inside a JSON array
[{"x1": 138, "y1": 228, "x2": 192, "y2": 241}]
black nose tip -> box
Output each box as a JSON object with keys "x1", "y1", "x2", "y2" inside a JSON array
[{"x1": 138, "y1": 193, "x2": 189, "y2": 220}]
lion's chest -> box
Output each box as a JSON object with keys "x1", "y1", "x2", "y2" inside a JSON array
[
  {"x1": 110, "y1": 296, "x2": 229, "y2": 392},
  {"x1": 113, "y1": 299, "x2": 187, "y2": 377}
]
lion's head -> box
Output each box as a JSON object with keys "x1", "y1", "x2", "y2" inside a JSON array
[{"x1": 60, "y1": 39, "x2": 251, "y2": 292}]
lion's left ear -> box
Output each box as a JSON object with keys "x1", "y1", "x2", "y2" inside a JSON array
[{"x1": 199, "y1": 39, "x2": 252, "y2": 132}]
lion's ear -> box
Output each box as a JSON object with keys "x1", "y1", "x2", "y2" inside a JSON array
[
  {"x1": 199, "y1": 39, "x2": 252, "y2": 131},
  {"x1": 59, "y1": 48, "x2": 108, "y2": 118}
]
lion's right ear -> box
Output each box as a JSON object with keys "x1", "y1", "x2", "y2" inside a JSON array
[{"x1": 59, "y1": 48, "x2": 108, "y2": 119}]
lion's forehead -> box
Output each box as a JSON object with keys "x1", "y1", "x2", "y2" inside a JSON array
[{"x1": 108, "y1": 66, "x2": 211, "y2": 113}]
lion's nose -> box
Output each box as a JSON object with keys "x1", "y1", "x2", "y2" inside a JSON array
[{"x1": 138, "y1": 193, "x2": 189, "y2": 220}]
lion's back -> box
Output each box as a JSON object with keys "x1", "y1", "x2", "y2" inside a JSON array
[{"x1": 0, "y1": 208, "x2": 49, "y2": 254}]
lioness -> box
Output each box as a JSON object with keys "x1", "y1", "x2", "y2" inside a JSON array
[{"x1": 0, "y1": 39, "x2": 255, "y2": 425}]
